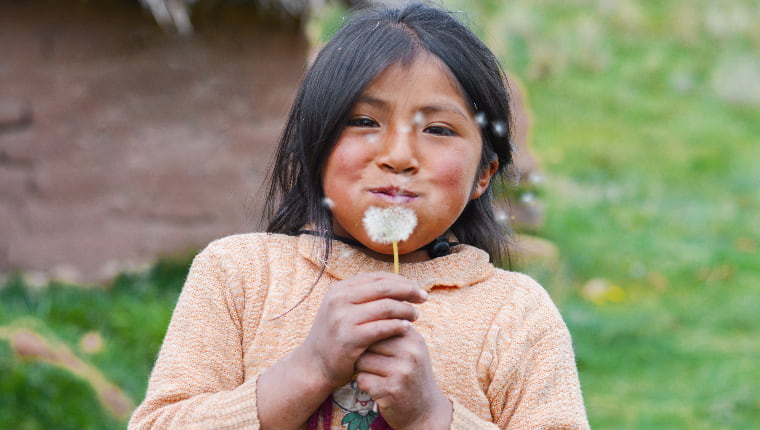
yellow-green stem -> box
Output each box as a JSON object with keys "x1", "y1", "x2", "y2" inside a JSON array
[{"x1": 393, "y1": 241, "x2": 399, "y2": 274}]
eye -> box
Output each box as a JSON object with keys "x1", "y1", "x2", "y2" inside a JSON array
[
  {"x1": 424, "y1": 125, "x2": 457, "y2": 137},
  {"x1": 347, "y1": 117, "x2": 379, "y2": 128}
]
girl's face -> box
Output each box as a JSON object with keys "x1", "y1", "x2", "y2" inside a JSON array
[{"x1": 322, "y1": 53, "x2": 497, "y2": 260}]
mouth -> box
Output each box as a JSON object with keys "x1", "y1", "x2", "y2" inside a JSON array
[{"x1": 368, "y1": 186, "x2": 419, "y2": 204}]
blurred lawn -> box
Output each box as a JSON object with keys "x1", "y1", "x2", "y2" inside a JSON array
[
  {"x1": 1, "y1": 256, "x2": 189, "y2": 429},
  {"x1": 2, "y1": 0, "x2": 759, "y2": 428},
  {"x1": 455, "y1": 0, "x2": 760, "y2": 428}
]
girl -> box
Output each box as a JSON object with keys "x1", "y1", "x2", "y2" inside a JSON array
[{"x1": 129, "y1": 2, "x2": 589, "y2": 429}]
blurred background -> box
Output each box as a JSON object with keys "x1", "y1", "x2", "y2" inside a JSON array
[{"x1": 1, "y1": 0, "x2": 758, "y2": 428}]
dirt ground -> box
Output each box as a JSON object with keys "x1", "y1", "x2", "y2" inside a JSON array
[{"x1": 0, "y1": 0, "x2": 309, "y2": 283}]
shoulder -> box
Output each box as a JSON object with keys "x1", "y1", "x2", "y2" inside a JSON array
[
  {"x1": 187, "y1": 232, "x2": 301, "y2": 284},
  {"x1": 476, "y1": 270, "x2": 573, "y2": 373},
  {"x1": 183, "y1": 233, "x2": 302, "y2": 316},
  {"x1": 203, "y1": 232, "x2": 296, "y2": 254},
  {"x1": 198, "y1": 232, "x2": 298, "y2": 264},
  {"x1": 479, "y1": 268, "x2": 568, "y2": 336},
  {"x1": 489, "y1": 269, "x2": 556, "y2": 307}
]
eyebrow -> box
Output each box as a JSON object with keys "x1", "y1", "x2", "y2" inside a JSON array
[{"x1": 355, "y1": 95, "x2": 471, "y2": 121}]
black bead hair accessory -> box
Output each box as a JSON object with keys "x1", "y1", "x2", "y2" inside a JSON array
[{"x1": 426, "y1": 236, "x2": 459, "y2": 259}]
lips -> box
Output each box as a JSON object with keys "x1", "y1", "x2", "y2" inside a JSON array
[{"x1": 369, "y1": 186, "x2": 419, "y2": 204}]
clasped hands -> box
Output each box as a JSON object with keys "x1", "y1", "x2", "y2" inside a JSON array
[{"x1": 301, "y1": 272, "x2": 452, "y2": 430}]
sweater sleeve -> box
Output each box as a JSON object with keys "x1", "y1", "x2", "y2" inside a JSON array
[
  {"x1": 476, "y1": 275, "x2": 590, "y2": 430},
  {"x1": 128, "y1": 242, "x2": 263, "y2": 429}
]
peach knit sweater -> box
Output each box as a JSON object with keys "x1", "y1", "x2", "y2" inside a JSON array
[{"x1": 129, "y1": 233, "x2": 589, "y2": 429}]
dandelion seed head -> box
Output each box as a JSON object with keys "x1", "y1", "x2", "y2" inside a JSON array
[
  {"x1": 528, "y1": 172, "x2": 544, "y2": 186},
  {"x1": 492, "y1": 121, "x2": 507, "y2": 137},
  {"x1": 520, "y1": 191, "x2": 535, "y2": 204},
  {"x1": 495, "y1": 209, "x2": 509, "y2": 223},
  {"x1": 362, "y1": 206, "x2": 417, "y2": 244},
  {"x1": 475, "y1": 112, "x2": 487, "y2": 127},
  {"x1": 365, "y1": 133, "x2": 380, "y2": 144},
  {"x1": 340, "y1": 249, "x2": 353, "y2": 259},
  {"x1": 412, "y1": 110, "x2": 425, "y2": 126},
  {"x1": 398, "y1": 124, "x2": 412, "y2": 134},
  {"x1": 322, "y1": 197, "x2": 335, "y2": 209}
]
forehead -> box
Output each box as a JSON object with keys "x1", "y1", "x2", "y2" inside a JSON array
[{"x1": 358, "y1": 53, "x2": 471, "y2": 110}]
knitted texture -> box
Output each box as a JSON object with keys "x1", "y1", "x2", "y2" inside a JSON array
[{"x1": 129, "y1": 233, "x2": 589, "y2": 429}]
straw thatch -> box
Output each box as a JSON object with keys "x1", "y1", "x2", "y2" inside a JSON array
[{"x1": 139, "y1": 0, "x2": 342, "y2": 35}]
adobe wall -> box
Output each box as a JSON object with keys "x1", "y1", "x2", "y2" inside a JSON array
[
  {"x1": 0, "y1": 0, "x2": 546, "y2": 284},
  {"x1": 0, "y1": 0, "x2": 309, "y2": 283}
]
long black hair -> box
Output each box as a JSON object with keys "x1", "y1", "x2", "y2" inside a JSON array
[{"x1": 263, "y1": 1, "x2": 514, "y2": 266}]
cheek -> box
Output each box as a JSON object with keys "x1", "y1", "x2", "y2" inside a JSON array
[
  {"x1": 324, "y1": 145, "x2": 362, "y2": 191},
  {"x1": 432, "y1": 155, "x2": 478, "y2": 198},
  {"x1": 327, "y1": 140, "x2": 371, "y2": 179}
]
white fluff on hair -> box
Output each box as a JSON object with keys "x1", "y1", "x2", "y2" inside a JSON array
[{"x1": 362, "y1": 206, "x2": 417, "y2": 244}]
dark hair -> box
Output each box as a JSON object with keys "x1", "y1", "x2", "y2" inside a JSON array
[{"x1": 263, "y1": 1, "x2": 514, "y2": 266}]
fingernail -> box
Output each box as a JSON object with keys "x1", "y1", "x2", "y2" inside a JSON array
[{"x1": 421, "y1": 289, "x2": 429, "y2": 300}]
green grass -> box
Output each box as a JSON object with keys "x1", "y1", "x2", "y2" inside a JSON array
[
  {"x1": 2, "y1": 0, "x2": 759, "y2": 428},
  {"x1": 0, "y1": 255, "x2": 190, "y2": 428},
  {"x1": 0, "y1": 339, "x2": 122, "y2": 430},
  {"x1": 469, "y1": 0, "x2": 760, "y2": 428}
]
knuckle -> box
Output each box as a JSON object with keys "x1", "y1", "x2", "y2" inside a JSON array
[
  {"x1": 380, "y1": 300, "x2": 396, "y2": 318},
  {"x1": 370, "y1": 384, "x2": 388, "y2": 399},
  {"x1": 374, "y1": 282, "x2": 392, "y2": 296},
  {"x1": 354, "y1": 355, "x2": 366, "y2": 371},
  {"x1": 398, "y1": 361, "x2": 415, "y2": 378},
  {"x1": 329, "y1": 307, "x2": 346, "y2": 325},
  {"x1": 388, "y1": 379, "x2": 404, "y2": 395},
  {"x1": 373, "y1": 321, "x2": 393, "y2": 338},
  {"x1": 404, "y1": 284, "x2": 419, "y2": 299},
  {"x1": 374, "y1": 320, "x2": 403, "y2": 339},
  {"x1": 354, "y1": 374, "x2": 368, "y2": 390},
  {"x1": 323, "y1": 291, "x2": 342, "y2": 308},
  {"x1": 408, "y1": 304, "x2": 419, "y2": 320}
]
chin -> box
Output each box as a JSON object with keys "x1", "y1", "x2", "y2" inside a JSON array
[
  {"x1": 363, "y1": 242, "x2": 395, "y2": 255},
  {"x1": 395, "y1": 241, "x2": 427, "y2": 256}
]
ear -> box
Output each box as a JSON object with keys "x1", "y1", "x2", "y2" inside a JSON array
[{"x1": 471, "y1": 159, "x2": 499, "y2": 200}]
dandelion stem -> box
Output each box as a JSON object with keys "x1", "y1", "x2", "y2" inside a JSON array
[{"x1": 393, "y1": 241, "x2": 399, "y2": 274}]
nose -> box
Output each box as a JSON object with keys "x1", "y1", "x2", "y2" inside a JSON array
[{"x1": 376, "y1": 125, "x2": 419, "y2": 174}]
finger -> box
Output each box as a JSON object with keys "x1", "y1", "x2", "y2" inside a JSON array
[
  {"x1": 365, "y1": 327, "x2": 423, "y2": 356},
  {"x1": 355, "y1": 351, "x2": 395, "y2": 376},
  {"x1": 353, "y1": 319, "x2": 411, "y2": 347},
  {"x1": 346, "y1": 272, "x2": 428, "y2": 304},
  {"x1": 353, "y1": 298, "x2": 419, "y2": 325},
  {"x1": 354, "y1": 372, "x2": 392, "y2": 404},
  {"x1": 364, "y1": 337, "x2": 404, "y2": 357}
]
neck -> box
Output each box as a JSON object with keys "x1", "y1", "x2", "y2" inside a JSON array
[{"x1": 356, "y1": 245, "x2": 431, "y2": 264}]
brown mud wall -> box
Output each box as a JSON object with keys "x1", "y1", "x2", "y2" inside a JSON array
[{"x1": 1, "y1": 0, "x2": 308, "y2": 283}]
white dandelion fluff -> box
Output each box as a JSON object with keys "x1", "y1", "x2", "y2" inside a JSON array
[
  {"x1": 412, "y1": 110, "x2": 425, "y2": 126},
  {"x1": 322, "y1": 197, "x2": 335, "y2": 209},
  {"x1": 495, "y1": 209, "x2": 509, "y2": 223},
  {"x1": 475, "y1": 112, "x2": 487, "y2": 127},
  {"x1": 492, "y1": 120, "x2": 507, "y2": 137},
  {"x1": 520, "y1": 191, "x2": 535, "y2": 204},
  {"x1": 362, "y1": 206, "x2": 417, "y2": 244}
]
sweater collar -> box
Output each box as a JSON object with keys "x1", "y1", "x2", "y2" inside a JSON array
[{"x1": 297, "y1": 233, "x2": 493, "y2": 291}]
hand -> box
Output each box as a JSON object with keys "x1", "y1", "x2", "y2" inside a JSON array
[
  {"x1": 298, "y1": 272, "x2": 428, "y2": 391},
  {"x1": 354, "y1": 328, "x2": 453, "y2": 430}
]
